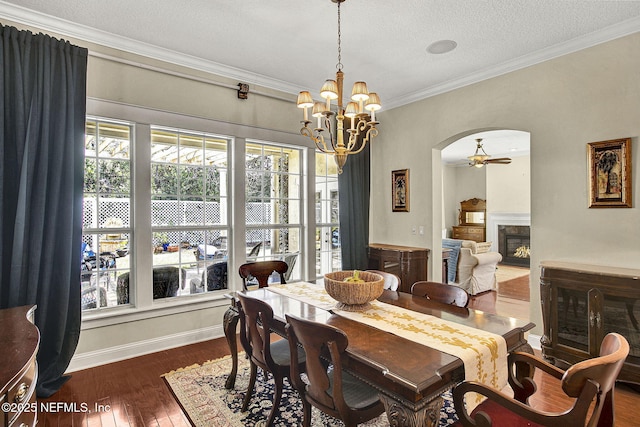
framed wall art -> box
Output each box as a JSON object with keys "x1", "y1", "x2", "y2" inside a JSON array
[
  {"x1": 392, "y1": 169, "x2": 409, "y2": 212},
  {"x1": 588, "y1": 137, "x2": 632, "y2": 208}
]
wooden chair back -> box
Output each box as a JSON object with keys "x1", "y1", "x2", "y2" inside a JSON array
[
  {"x1": 563, "y1": 332, "x2": 629, "y2": 427},
  {"x1": 237, "y1": 293, "x2": 275, "y2": 369},
  {"x1": 452, "y1": 332, "x2": 629, "y2": 427},
  {"x1": 367, "y1": 269, "x2": 400, "y2": 291},
  {"x1": 237, "y1": 292, "x2": 304, "y2": 425},
  {"x1": 238, "y1": 260, "x2": 288, "y2": 291},
  {"x1": 285, "y1": 313, "x2": 384, "y2": 426},
  {"x1": 410, "y1": 281, "x2": 469, "y2": 307}
]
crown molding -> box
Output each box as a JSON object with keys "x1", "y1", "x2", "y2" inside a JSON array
[
  {"x1": 384, "y1": 16, "x2": 640, "y2": 110},
  {"x1": 0, "y1": 1, "x2": 305, "y2": 96},
  {"x1": 2, "y1": 1, "x2": 640, "y2": 111}
]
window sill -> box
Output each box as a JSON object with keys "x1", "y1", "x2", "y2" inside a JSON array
[{"x1": 80, "y1": 292, "x2": 231, "y2": 330}]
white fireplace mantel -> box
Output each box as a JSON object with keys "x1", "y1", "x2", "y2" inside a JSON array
[{"x1": 486, "y1": 213, "x2": 531, "y2": 252}]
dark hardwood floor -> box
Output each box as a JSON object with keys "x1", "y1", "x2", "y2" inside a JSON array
[{"x1": 39, "y1": 298, "x2": 640, "y2": 426}]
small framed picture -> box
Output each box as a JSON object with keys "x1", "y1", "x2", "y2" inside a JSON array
[
  {"x1": 392, "y1": 169, "x2": 409, "y2": 212},
  {"x1": 588, "y1": 138, "x2": 632, "y2": 208}
]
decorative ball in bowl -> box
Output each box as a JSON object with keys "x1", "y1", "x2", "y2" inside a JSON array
[{"x1": 324, "y1": 270, "x2": 384, "y2": 312}]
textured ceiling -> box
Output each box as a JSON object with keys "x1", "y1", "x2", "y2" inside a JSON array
[
  {"x1": 1, "y1": 0, "x2": 639, "y2": 160},
  {"x1": 3, "y1": 0, "x2": 640, "y2": 109}
]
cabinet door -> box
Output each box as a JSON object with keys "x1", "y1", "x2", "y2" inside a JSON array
[
  {"x1": 588, "y1": 288, "x2": 604, "y2": 356},
  {"x1": 555, "y1": 286, "x2": 591, "y2": 355},
  {"x1": 602, "y1": 293, "x2": 640, "y2": 366}
]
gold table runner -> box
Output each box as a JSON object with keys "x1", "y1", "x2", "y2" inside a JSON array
[{"x1": 268, "y1": 282, "x2": 507, "y2": 406}]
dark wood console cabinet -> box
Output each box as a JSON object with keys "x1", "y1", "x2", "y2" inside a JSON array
[
  {"x1": 367, "y1": 244, "x2": 429, "y2": 293},
  {"x1": 1, "y1": 305, "x2": 39, "y2": 427},
  {"x1": 540, "y1": 261, "x2": 640, "y2": 385}
]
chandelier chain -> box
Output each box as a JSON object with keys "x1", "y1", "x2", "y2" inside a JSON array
[
  {"x1": 296, "y1": 0, "x2": 380, "y2": 174},
  {"x1": 336, "y1": 1, "x2": 343, "y2": 71}
]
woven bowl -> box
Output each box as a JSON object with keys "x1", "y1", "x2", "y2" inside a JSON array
[{"x1": 324, "y1": 270, "x2": 384, "y2": 311}]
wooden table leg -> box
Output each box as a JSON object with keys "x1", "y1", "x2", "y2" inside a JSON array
[
  {"x1": 379, "y1": 393, "x2": 444, "y2": 427},
  {"x1": 223, "y1": 303, "x2": 240, "y2": 389}
]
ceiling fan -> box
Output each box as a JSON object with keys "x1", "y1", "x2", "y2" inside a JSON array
[{"x1": 468, "y1": 138, "x2": 512, "y2": 167}]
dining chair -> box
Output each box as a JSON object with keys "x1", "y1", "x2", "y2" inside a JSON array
[
  {"x1": 116, "y1": 266, "x2": 182, "y2": 304},
  {"x1": 237, "y1": 293, "x2": 305, "y2": 426},
  {"x1": 239, "y1": 260, "x2": 289, "y2": 291},
  {"x1": 282, "y1": 252, "x2": 299, "y2": 282},
  {"x1": 247, "y1": 241, "x2": 262, "y2": 258},
  {"x1": 410, "y1": 281, "x2": 469, "y2": 308},
  {"x1": 189, "y1": 261, "x2": 228, "y2": 293},
  {"x1": 452, "y1": 332, "x2": 629, "y2": 427},
  {"x1": 285, "y1": 313, "x2": 385, "y2": 427},
  {"x1": 366, "y1": 269, "x2": 400, "y2": 291}
]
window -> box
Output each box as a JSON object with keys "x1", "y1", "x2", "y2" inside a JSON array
[
  {"x1": 150, "y1": 127, "x2": 230, "y2": 297},
  {"x1": 245, "y1": 141, "x2": 302, "y2": 282},
  {"x1": 315, "y1": 152, "x2": 341, "y2": 278},
  {"x1": 82, "y1": 119, "x2": 132, "y2": 310},
  {"x1": 80, "y1": 110, "x2": 310, "y2": 316}
]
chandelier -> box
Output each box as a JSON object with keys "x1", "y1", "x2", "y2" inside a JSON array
[{"x1": 296, "y1": 0, "x2": 381, "y2": 174}]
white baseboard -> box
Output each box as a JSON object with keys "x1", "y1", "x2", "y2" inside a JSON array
[
  {"x1": 528, "y1": 333, "x2": 541, "y2": 351},
  {"x1": 67, "y1": 328, "x2": 544, "y2": 373},
  {"x1": 67, "y1": 325, "x2": 226, "y2": 373}
]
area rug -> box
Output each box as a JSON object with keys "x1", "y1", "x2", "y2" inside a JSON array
[{"x1": 163, "y1": 353, "x2": 458, "y2": 427}]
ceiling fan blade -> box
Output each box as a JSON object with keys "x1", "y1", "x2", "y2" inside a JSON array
[{"x1": 484, "y1": 158, "x2": 512, "y2": 164}]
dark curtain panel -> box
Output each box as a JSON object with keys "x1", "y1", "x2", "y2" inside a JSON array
[
  {"x1": 0, "y1": 24, "x2": 88, "y2": 397},
  {"x1": 338, "y1": 144, "x2": 370, "y2": 270}
]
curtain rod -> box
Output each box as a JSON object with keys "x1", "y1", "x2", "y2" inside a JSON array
[{"x1": 88, "y1": 51, "x2": 297, "y2": 104}]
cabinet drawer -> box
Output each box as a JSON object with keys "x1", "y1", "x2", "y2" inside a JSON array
[
  {"x1": 452, "y1": 226, "x2": 485, "y2": 241},
  {"x1": 8, "y1": 389, "x2": 36, "y2": 427},
  {"x1": 6, "y1": 361, "x2": 37, "y2": 425}
]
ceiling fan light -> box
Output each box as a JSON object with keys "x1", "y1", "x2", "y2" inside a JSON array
[
  {"x1": 468, "y1": 154, "x2": 489, "y2": 162},
  {"x1": 473, "y1": 162, "x2": 485, "y2": 168}
]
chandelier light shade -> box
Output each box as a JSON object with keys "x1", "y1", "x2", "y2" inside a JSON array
[{"x1": 296, "y1": 0, "x2": 381, "y2": 173}]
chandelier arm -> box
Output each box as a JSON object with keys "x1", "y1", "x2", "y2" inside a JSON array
[
  {"x1": 314, "y1": 134, "x2": 330, "y2": 153},
  {"x1": 322, "y1": 114, "x2": 338, "y2": 151},
  {"x1": 345, "y1": 127, "x2": 378, "y2": 155},
  {"x1": 314, "y1": 141, "x2": 335, "y2": 154},
  {"x1": 345, "y1": 117, "x2": 372, "y2": 150},
  {"x1": 301, "y1": 124, "x2": 331, "y2": 153}
]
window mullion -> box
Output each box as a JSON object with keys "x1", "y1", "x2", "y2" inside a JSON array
[
  {"x1": 133, "y1": 123, "x2": 154, "y2": 307},
  {"x1": 229, "y1": 137, "x2": 246, "y2": 289}
]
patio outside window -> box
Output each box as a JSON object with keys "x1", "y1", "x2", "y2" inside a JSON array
[
  {"x1": 81, "y1": 119, "x2": 132, "y2": 310},
  {"x1": 245, "y1": 141, "x2": 302, "y2": 282},
  {"x1": 315, "y1": 152, "x2": 341, "y2": 278},
  {"x1": 81, "y1": 114, "x2": 318, "y2": 314},
  {"x1": 149, "y1": 127, "x2": 230, "y2": 299}
]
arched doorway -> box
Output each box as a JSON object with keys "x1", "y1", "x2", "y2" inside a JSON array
[{"x1": 430, "y1": 129, "x2": 531, "y2": 286}]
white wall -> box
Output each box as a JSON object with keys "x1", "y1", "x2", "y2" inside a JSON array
[
  {"x1": 443, "y1": 165, "x2": 487, "y2": 235},
  {"x1": 3, "y1": 19, "x2": 314, "y2": 370},
  {"x1": 443, "y1": 154, "x2": 530, "y2": 238},
  {"x1": 372, "y1": 33, "x2": 640, "y2": 335},
  {"x1": 442, "y1": 166, "x2": 458, "y2": 236},
  {"x1": 486, "y1": 155, "x2": 531, "y2": 214},
  {"x1": 6, "y1": 18, "x2": 639, "y2": 363}
]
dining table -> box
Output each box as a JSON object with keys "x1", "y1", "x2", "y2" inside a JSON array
[{"x1": 222, "y1": 283, "x2": 534, "y2": 427}]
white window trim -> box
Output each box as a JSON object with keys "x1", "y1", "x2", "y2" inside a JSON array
[{"x1": 82, "y1": 98, "x2": 316, "y2": 330}]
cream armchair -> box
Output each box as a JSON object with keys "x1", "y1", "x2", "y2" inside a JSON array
[{"x1": 454, "y1": 240, "x2": 502, "y2": 295}]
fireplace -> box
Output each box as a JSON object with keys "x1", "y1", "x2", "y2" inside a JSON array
[{"x1": 498, "y1": 225, "x2": 530, "y2": 267}]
